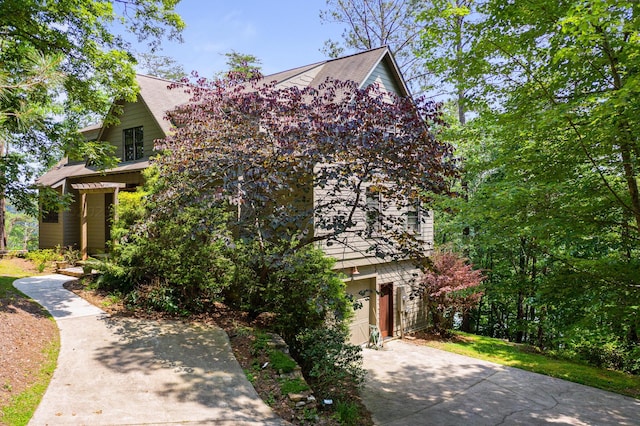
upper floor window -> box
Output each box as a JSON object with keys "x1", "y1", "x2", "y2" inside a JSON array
[
  {"x1": 366, "y1": 186, "x2": 382, "y2": 236},
  {"x1": 123, "y1": 126, "x2": 143, "y2": 161},
  {"x1": 406, "y1": 200, "x2": 421, "y2": 234}
]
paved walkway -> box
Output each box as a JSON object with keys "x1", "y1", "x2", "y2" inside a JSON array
[
  {"x1": 14, "y1": 274, "x2": 286, "y2": 425},
  {"x1": 362, "y1": 339, "x2": 640, "y2": 425}
]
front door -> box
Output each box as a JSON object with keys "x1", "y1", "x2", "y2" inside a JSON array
[{"x1": 379, "y1": 283, "x2": 393, "y2": 338}]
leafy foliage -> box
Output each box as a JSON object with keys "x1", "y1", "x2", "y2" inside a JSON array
[
  {"x1": 416, "y1": 0, "x2": 478, "y2": 123},
  {"x1": 295, "y1": 326, "x2": 365, "y2": 400},
  {"x1": 104, "y1": 167, "x2": 235, "y2": 311},
  {"x1": 415, "y1": 249, "x2": 484, "y2": 333},
  {"x1": 136, "y1": 53, "x2": 187, "y2": 81},
  {"x1": 320, "y1": 0, "x2": 425, "y2": 91},
  {"x1": 0, "y1": 0, "x2": 184, "y2": 249},
  {"x1": 424, "y1": 0, "x2": 640, "y2": 372},
  {"x1": 159, "y1": 74, "x2": 454, "y2": 264},
  {"x1": 221, "y1": 50, "x2": 262, "y2": 80},
  {"x1": 6, "y1": 209, "x2": 37, "y2": 251},
  {"x1": 26, "y1": 249, "x2": 62, "y2": 272}
]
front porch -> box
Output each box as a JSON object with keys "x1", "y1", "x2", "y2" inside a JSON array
[{"x1": 70, "y1": 182, "x2": 126, "y2": 260}]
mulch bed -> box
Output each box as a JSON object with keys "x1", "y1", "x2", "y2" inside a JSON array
[{"x1": 0, "y1": 260, "x2": 57, "y2": 412}]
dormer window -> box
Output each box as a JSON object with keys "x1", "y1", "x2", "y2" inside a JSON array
[{"x1": 124, "y1": 126, "x2": 143, "y2": 161}]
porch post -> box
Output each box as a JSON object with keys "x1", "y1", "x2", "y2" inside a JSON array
[
  {"x1": 80, "y1": 191, "x2": 88, "y2": 260},
  {"x1": 112, "y1": 187, "x2": 120, "y2": 248},
  {"x1": 113, "y1": 187, "x2": 119, "y2": 222}
]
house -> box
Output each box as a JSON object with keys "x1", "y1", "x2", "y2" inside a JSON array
[{"x1": 37, "y1": 46, "x2": 433, "y2": 345}]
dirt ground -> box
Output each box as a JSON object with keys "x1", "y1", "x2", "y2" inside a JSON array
[{"x1": 0, "y1": 259, "x2": 57, "y2": 412}]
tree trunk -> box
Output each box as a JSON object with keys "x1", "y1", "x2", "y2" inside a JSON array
[
  {"x1": 515, "y1": 291, "x2": 524, "y2": 343},
  {"x1": 0, "y1": 186, "x2": 5, "y2": 252},
  {"x1": 455, "y1": 11, "x2": 465, "y2": 125},
  {"x1": 461, "y1": 311, "x2": 472, "y2": 332},
  {"x1": 599, "y1": 28, "x2": 640, "y2": 234},
  {"x1": 0, "y1": 139, "x2": 6, "y2": 252}
]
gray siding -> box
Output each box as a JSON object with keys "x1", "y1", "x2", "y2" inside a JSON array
[
  {"x1": 346, "y1": 278, "x2": 375, "y2": 345},
  {"x1": 56, "y1": 172, "x2": 144, "y2": 251},
  {"x1": 362, "y1": 60, "x2": 403, "y2": 98},
  {"x1": 38, "y1": 188, "x2": 63, "y2": 249},
  {"x1": 86, "y1": 193, "x2": 105, "y2": 253},
  {"x1": 314, "y1": 182, "x2": 434, "y2": 264},
  {"x1": 62, "y1": 186, "x2": 80, "y2": 248}
]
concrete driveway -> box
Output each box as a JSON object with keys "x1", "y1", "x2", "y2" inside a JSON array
[
  {"x1": 362, "y1": 339, "x2": 640, "y2": 425},
  {"x1": 14, "y1": 274, "x2": 286, "y2": 425}
]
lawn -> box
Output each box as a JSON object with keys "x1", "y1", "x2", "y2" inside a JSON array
[{"x1": 421, "y1": 331, "x2": 640, "y2": 399}]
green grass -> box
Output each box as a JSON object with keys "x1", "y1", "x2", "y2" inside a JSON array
[
  {"x1": 423, "y1": 331, "x2": 640, "y2": 399},
  {"x1": 269, "y1": 350, "x2": 297, "y2": 374},
  {"x1": 0, "y1": 258, "x2": 61, "y2": 426},
  {"x1": 0, "y1": 260, "x2": 30, "y2": 298},
  {"x1": 279, "y1": 377, "x2": 309, "y2": 395},
  {"x1": 1, "y1": 339, "x2": 59, "y2": 426}
]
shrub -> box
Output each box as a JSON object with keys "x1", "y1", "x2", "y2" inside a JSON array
[
  {"x1": 228, "y1": 244, "x2": 353, "y2": 343},
  {"x1": 572, "y1": 338, "x2": 640, "y2": 374},
  {"x1": 334, "y1": 400, "x2": 359, "y2": 426},
  {"x1": 105, "y1": 167, "x2": 235, "y2": 312},
  {"x1": 26, "y1": 249, "x2": 62, "y2": 272},
  {"x1": 417, "y1": 250, "x2": 484, "y2": 333},
  {"x1": 295, "y1": 326, "x2": 365, "y2": 399}
]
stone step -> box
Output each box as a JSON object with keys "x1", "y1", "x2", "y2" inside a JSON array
[{"x1": 57, "y1": 267, "x2": 85, "y2": 278}]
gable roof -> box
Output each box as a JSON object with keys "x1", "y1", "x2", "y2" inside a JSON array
[
  {"x1": 38, "y1": 47, "x2": 411, "y2": 188},
  {"x1": 81, "y1": 74, "x2": 192, "y2": 140},
  {"x1": 263, "y1": 46, "x2": 410, "y2": 96},
  {"x1": 135, "y1": 74, "x2": 192, "y2": 135},
  {"x1": 36, "y1": 158, "x2": 150, "y2": 188}
]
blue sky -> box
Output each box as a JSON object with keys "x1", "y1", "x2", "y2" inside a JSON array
[{"x1": 142, "y1": 0, "x2": 346, "y2": 77}]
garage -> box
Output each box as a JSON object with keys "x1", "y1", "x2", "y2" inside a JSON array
[{"x1": 346, "y1": 278, "x2": 375, "y2": 345}]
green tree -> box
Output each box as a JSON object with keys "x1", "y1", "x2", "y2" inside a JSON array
[
  {"x1": 157, "y1": 76, "x2": 454, "y2": 263},
  {"x1": 136, "y1": 53, "x2": 187, "y2": 81},
  {"x1": 436, "y1": 0, "x2": 640, "y2": 358},
  {"x1": 0, "y1": 0, "x2": 185, "y2": 249},
  {"x1": 416, "y1": 0, "x2": 478, "y2": 124},
  {"x1": 0, "y1": 51, "x2": 66, "y2": 250},
  {"x1": 222, "y1": 50, "x2": 262, "y2": 81},
  {"x1": 320, "y1": 0, "x2": 425, "y2": 90}
]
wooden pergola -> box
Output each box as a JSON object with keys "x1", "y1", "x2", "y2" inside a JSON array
[{"x1": 71, "y1": 182, "x2": 126, "y2": 260}]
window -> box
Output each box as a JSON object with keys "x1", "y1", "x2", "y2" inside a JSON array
[
  {"x1": 41, "y1": 209, "x2": 59, "y2": 224},
  {"x1": 406, "y1": 199, "x2": 421, "y2": 234},
  {"x1": 123, "y1": 126, "x2": 143, "y2": 161},
  {"x1": 366, "y1": 186, "x2": 382, "y2": 235}
]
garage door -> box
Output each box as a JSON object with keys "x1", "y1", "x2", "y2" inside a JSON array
[{"x1": 347, "y1": 278, "x2": 374, "y2": 345}]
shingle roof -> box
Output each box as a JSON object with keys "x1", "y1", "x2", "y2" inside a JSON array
[
  {"x1": 36, "y1": 159, "x2": 149, "y2": 187},
  {"x1": 262, "y1": 46, "x2": 408, "y2": 95},
  {"x1": 38, "y1": 47, "x2": 409, "y2": 188},
  {"x1": 263, "y1": 62, "x2": 324, "y2": 85},
  {"x1": 135, "y1": 74, "x2": 192, "y2": 135},
  {"x1": 309, "y1": 47, "x2": 389, "y2": 89}
]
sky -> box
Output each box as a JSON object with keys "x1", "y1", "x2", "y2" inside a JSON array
[{"x1": 137, "y1": 0, "x2": 347, "y2": 78}]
